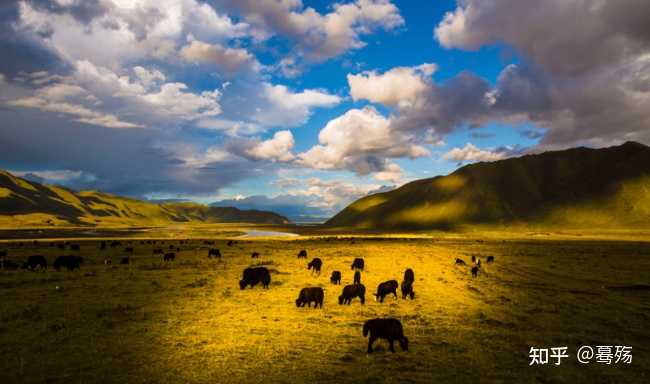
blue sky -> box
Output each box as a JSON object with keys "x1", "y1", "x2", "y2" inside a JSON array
[{"x1": 1, "y1": 0, "x2": 648, "y2": 218}]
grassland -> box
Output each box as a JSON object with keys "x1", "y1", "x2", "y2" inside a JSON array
[{"x1": 1, "y1": 228, "x2": 649, "y2": 383}]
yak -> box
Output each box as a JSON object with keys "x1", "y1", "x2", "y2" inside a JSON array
[
  {"x1": 403, "y1": 268, "x2": 414, "y2": 284},
  {"x1": 53, "y1": 255, "x2": 83, "y2": 271},
  {"x1": 351, "y1": 258, "x2": 364, "y2": 270},
  {"x1": 363, "y1": 318, "x2": 409, "y2": 353},
  {"x1": 486, "y1": 255, "x2": 495, "y2": 263},
  {"x1": 338, "y1": 284, "x2": 366, "y2": 305},
  {"x1": 308, "y1": 258, "x2": 322, "y2": 274},
  {"x1": 455, "y1": 258, "x2": 466, "y2": 265},
  {"x1": 297, "y1": 250, "x2": 308, "y2": 258},
  {"x1": 330, "y1": 270, "x2": 342, "y2": 285},
  {"x1": 163, "y1": 253, "x2": 175, "y2": 262},
  {"x1": 374, "y1": 280, "x2": 399, "y2": 303},
  {"x1": 295, "y1": 287, "x2": 324, "y2": 308},
  {"x1": 21, "y1": 255, "x2": 47, "y2": 271},
  {"x1": 401, "y1": 280, "x2": 415, "y2": 300},
  {"x1": 208, "y1": 249, "x2": 221, "y2": 258},
  {"x1": 239, "y1": 267, "x2": 271, "y2": 289},
  {"x1": 471, "y1": 266, "x2": 479, "y2": 278}
]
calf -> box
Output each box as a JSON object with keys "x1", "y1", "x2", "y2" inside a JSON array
[
  {"x1": 53, "y1": 255, "x2": 83, "y2": 271},
  {"x1": 297, "y1": 249, "x2": 307, "y2": 258},
  {"x1": 308, "y1": 258, "x2": 322, "y2": 274},
  {"x1": 21, "y1": 255, "x2": 47, "y2": 271},
  {"x1": 295, "y1": 287, "x2": 324, "y2": 308},
  {"x1": 401, "y1": 280, "x2": 415, "y2": 300},
  {"x1": 363, "y1": 318, "x2": 409, "y2": 353},
  {"x1": 163, "y1": 253, "x2": 175, "y2": 262},
  {"x1": 330, "y1": 270, "x2": 341, "y2": 285},
  {"x1": 374, "y1": 280, "x2": 399, "y2": 302},
  {"x1": 208, "y1": 249, "x2": 221, "y2": 258},
  {"x1": 403, "y1": 268, "x2": 414, "y2": 284},
  {"x1": 486, "y1": 255, "x2": 495, "y2": 263},
  {"x1": 338, "y1": 284, "x2": 366, "y2": 305},
  {"x1": 351, "y1": 258, "x2": 364, "y2": 270},
  {"x1": 251, "y1": 252, "x2": 260, "y2": 258},
  {"x1": 455, "y1": 258, "x2": 466, "y2": 265},
  {"x1": 471, "y1": 266, "x2": 479, "y2": 278},
  {"x1": 239, "y1": 267, "x2": 271, "y2": 289},
  {"x1": 353, "y1": 270, "x2": 361, "y2": 285}
]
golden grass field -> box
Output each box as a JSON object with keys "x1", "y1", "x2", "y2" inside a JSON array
[{"x1": 1, "y1": 226, "x2": 649, "y2": 383}]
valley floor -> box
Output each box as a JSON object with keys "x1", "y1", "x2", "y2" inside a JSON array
[{"x1": 1, "y1": 229, "x2": 649, "y2": 383}]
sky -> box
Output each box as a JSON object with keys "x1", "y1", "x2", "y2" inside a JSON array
[{"x1": 1, "y1": 0, "x2": 649, "y2": 219}]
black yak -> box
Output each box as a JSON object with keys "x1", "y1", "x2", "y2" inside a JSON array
[
  {"x1": 295, "y1": 287, "x2": 324, "y2": 308},
  {"x1": 401, "y1": 280, "x2": 415, "y2": 300},
  {"x1": 455, "y1": 258, "x2": 466, "y2": 265},
  {"x1": 471, "y1": 255, "x2": 476, "y2": 263},
  {"x1": 330, "y1": 270, "x2": 341, "y2": 285},
  {"x1": 120, "y1": 256, "x2": 130, "y2": 265},
  {"x1": 21, "y1": 255, "x2": 47, "y2": 271},
  {"x1": 227, "y1": 240, "x2": 234, "y2": 247},
  {"x1": 163, "y1": 253, "x2": 175, "y2": 262},
  {"x1": 403, "y1": 268, "x2": 414, "y2": 284},
  {"x1": 487, "y1": 255, "x2": 495, "y2": 263},
  {"x1": 353, "y1": 270, "x2": 361, "y2": 285},
  {"x1": 363, "y1": 318, "x2": 409, "y2": 353},
  {"x1": 53, "y1": 256, "x2": 83, "y2": 271},
  {"x1": 471, "y1": 266, "x2": 479, "y2": 278},
  {"x1": 338, "y1": 284, "x2": 365, "y2": 305},
  {"x1": 153, "y1": 248, "x2": 163, "y2": 255},
  {"x1": 239, "y1": 267, "x2": 271, "y2": 289},
  {"x1": 297, "y1": 250, "x2": 308, "y2": 258},
  {"x1": 374, "y1": 280, "x2": 399, "y2": 303},
  {"x1": 251, "y1": 252, "x2": 260, "y2": 258},
  {"x1": 208, "y1": 249, "x2": 221, "y2": 258},
  {"x1": 351, "y1": 258, "x2": 364, "y2": 270},
  {"x1": 308, "y1": 258, "x2": 322, "y2": 274}
]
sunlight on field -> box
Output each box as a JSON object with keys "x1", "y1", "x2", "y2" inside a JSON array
[{"x1": 1, "y1": 231, "x2": 649, "y2": 383}]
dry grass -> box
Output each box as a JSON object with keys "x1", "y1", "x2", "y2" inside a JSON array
[{"x1": 1, "y1": 233, "x2": 649, "y2": 383}]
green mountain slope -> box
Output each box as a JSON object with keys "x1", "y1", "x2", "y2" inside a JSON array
[
  {"x1": 326, "y1": 141, "x2": 650, "y2": 229},
  {"x1": 0, "y1": 170, "x2": 290, "y2": 227}
]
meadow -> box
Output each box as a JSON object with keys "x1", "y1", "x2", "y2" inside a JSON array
[{"x1": 1, "y1": 229, "x2": 649, "y2": 383}]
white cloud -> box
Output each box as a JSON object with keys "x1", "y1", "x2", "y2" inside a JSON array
[
  {"x1": 180, "y1": 38, "x2": 260, "y2": 73},
  {"x1": 253, "y1": 83, "x2": 341, "y2": 127},
  {"x1": 245, "y1": 130, "x2": 295, "y2": 162},
  {"x1": 297, "y1": 107, "x2": 428, "y2": 174},
  {"x1": 348, "y1": 64, "x2": 436, "y2": 106},
  {"x1": 443, "y1": 143, "x2": 505, "y2": 163}
]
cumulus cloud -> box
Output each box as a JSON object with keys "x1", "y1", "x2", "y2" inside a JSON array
[
  {"x1": 297, "y1": 107, "x2": 428, "y2": 175},
  {"x1": 253, "y1": 83, "x2": 341, "y2": 127},
  {"x1": 213, "y1": 0, "x2": 404, "y2": 61},
  {"x1": 442, "y1": 143, "x2": 506, "y2": 164},
  {"x1": 348, "y1": 63, "x2": 436, "y2": 106},
  {"x1": 245, "y1": 130, "x2": 295, "y2": 162},
  {"x1": 433, "y1": 0, "x2": 650, "y2": 147},
  {"x1": 180, "y1": 38, "x2": 260, "y2": 73}
]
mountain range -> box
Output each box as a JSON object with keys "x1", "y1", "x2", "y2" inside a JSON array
[
  {"x1": 0, "y1": 170, "x2": 289, "y2": 228},
  {"x1": 326, "y1": 141, "x2": 650, "y2": 230}
]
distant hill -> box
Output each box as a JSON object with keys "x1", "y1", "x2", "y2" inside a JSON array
[
  {"x1": 326, "y1": 141, "x2": 650, "y2": 230},
  {"x1": 0, "y1": 170, "x2": 290, "y2": 227}
]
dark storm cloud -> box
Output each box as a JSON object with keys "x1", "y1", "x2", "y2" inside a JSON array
[
  {"x1": 0, "y1": 108, "x2": 266, "y2": 197},
  {"x1": 431, "y1": 0, "x2": 650, "y2": 148}
]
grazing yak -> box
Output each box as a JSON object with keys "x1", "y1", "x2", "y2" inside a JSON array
[
  {"x1": 471, "y1": 266, "x2": 479, "y2": 278},
  {"x1": 297, "y1": 250, "x2": 308, "y2": 258},
  {"x1": 401, "y1": 280, "x2": 415, "y2": 300},
  {"x1": 308, "y1": 258, "x2": 322, "y2": 274},
  {"x1": 208, "y1": 249, "x2": 221, "y2": 258},
  {"x1": 163, "y1": 253, "x2": 175, "y2": 262},
  {"x1": 486, "y1": 256, "x2": 495, "y2": 263},
  {"x1": 295, "y1": 287, "x2": 324, "y2": 308},
  {"x1": 239, "y1": 267, "x2": 271, "y2": 289},
  {"x1": 330, "y1": 270, "x2": 342, "y2": 285},
  {"x1": 363, "y1": 318, "x2": 409, "y2": 353},
  {"x1": 374, "y1": 280, "x2": 399, "y2": 303},
  {"x1": 351, "y1": 258, "x2": 364, "y2": 270},
  {"x1": 403, "y1": 268, "x2": 414, "y2": 284},
  {"x1": 455, "y1": 258, "x2": 466, "y2": 265},
  {"x1": 120, "y1": 256, "x2": 130, "y2": 265},
  {"x1": 53, "y1": 256, "x2": 83, "y2": 271},
  {"x1": 251, "y1": 252, "x2": 260, "y2": 258},
  {"x1": 338, "y1": 284, "x2": 366, "y2": 305},
  {"x1": 227, "y1": 240, "x2": 234, "y2": 247},
  {"x1": 353, "y1": 270, "x2": 361, "y2": 285},
  {"x1": 21, "y1": 255, "x2": 47, "y2": 271}
]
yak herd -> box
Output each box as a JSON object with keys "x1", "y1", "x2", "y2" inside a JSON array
[{"x1": 0, "y1": 238, "x2": 496, "y2": 354}]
